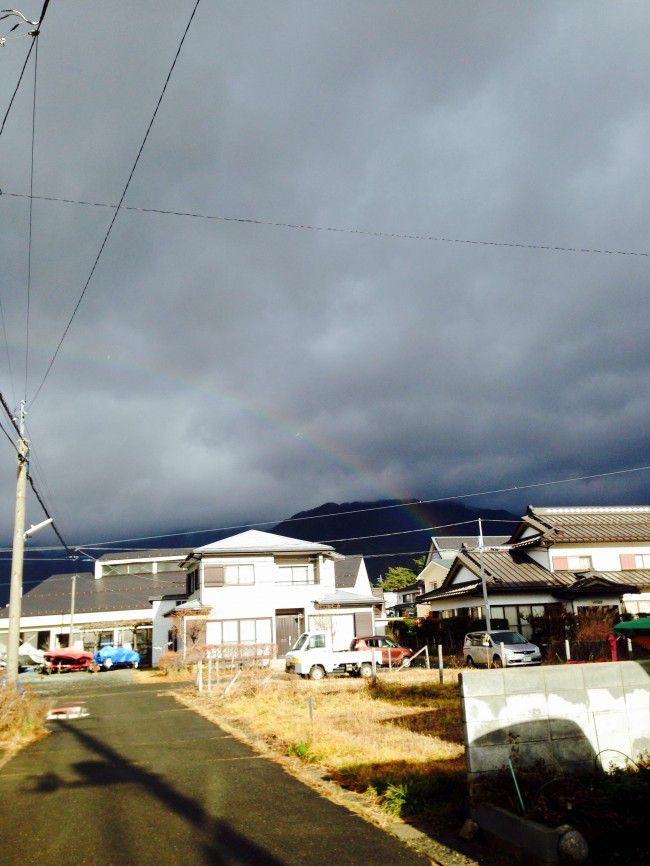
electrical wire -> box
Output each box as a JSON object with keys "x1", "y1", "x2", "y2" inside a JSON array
[
  {"x1": 0, "y1": 292, "x2": 16, "y2": 407},
  {"x1": 0, "y1": 38, "x2": 34, "y2": 139},
  {"x1": 0, "y1": 0, "x2": 49, "y2": 141},
  {"x1": 20, "y1": 461, "x2": 649, "y2": 552},
  {"x1": 27, "y1": 0, "x2": 203, "y2": 409},
  {"x1": 24, "y1": 32, "x2": 38, "y2": 399},
  {"x1": 3, "y1": 190, "x2": 650, "y2": 260}
]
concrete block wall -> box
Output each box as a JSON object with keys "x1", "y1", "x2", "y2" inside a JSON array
[{"x1": 460, "y1": 660, "x2": 650, "y2": 783}]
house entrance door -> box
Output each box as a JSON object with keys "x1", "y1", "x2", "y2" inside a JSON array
[{"x1": 275, "y1": 609, "x2": 305, "y2": 656}]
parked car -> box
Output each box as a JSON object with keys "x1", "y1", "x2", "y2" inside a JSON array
[
  {"x1": 351, "y1": 635, "x2": 413, "y2": 667},
  {"x1": 285, "y1": 631, "x2": 374, "y2": 680},
  {"x1": 463, "y1": 630, "x2": 541, "y2": 668}
]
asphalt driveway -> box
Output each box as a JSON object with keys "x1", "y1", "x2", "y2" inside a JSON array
[{"x1": 0, "y1": 672, "x2": 429, "y2": 865}]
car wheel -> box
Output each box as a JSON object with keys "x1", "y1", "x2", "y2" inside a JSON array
[
  {"x1": 401, "y1": 657, "x2": 411, "y2": 668},
  {"x1": 359, "y1": 662, "x2": 373, "y2": 678},
  {"x1": 309, "y1": 665, "x2": 325, "y2": 681},
  {"x1": 132, "y1": 661, "x2": 139, "y2": 669},
  {"x1": 492, "y1": 655, "x2": 502, "y2": 668},
  {"x1": 103, "y1": 658, "x2": 113, "y2": 670},
  {"x1": 465, "y1": 656, "x2": 475, "y2": 668}
]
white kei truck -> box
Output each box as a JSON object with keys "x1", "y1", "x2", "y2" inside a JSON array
[{"x1": 285, "y1": 630, "x2": 375, "y2": 680}]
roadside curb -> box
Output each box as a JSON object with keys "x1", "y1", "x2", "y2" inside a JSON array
[{"x1": 174, "y1": 688, "x2": 480, "y2": 866}]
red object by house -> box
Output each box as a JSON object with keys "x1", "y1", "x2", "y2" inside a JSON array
[{"x1": 607, "y1": 632, "x2": 618, "y2": 662}]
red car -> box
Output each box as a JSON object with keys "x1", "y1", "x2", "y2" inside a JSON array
[{"x1": 351, "y1": 635, "x2": 413, "y2": 667}]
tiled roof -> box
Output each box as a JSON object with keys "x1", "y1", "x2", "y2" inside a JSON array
[
  {"x1": 419, "y1": 581, "x2": 481, "y2": 603},
  {"x1": 334, "y1": 556, "x2": 364, "y2": 588},
  {"x1": 0, "y1": 571, "x2": 186, "y2": 618},
  {"x1": 510, "y1": 506, "x2": 650, "y2": 544},
  {"x1": 457, "y1": 549, "x2": 571, "y2": 587},
  {"x1": 555, "y1": 569, "x2": 650, "y2": 588},
  {"x1": 97, "y1": 549, "x2": 192, "y2": 562}
]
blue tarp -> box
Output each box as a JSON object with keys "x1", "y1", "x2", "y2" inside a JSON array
[{"x1": 94, "y1": 645, "x2": 140, "y2": 666}]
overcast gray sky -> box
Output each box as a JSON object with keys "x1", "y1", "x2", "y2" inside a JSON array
[{"x1": 0, "y1": 0, "x2": 648, "y2": 549}]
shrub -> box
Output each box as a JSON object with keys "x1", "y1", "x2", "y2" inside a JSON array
[{"x1": 0, "y1": 686, "x2": 48, "y2": 752}]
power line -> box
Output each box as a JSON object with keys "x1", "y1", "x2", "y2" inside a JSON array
[
  {"x1": 24, "y1": 32, "x2": 38, "y2": 400},
  {"x1": 0, "y1": 389, "x2": 23, "y2": 440},
  {"x1": 0, "y1": 415, "x2": 18, "y2": 452},
  {"x1": 0, "y1": 291, "x2": 16, "y2": 406},
  {"x1": 0, "y1": 461, "x2": 647, "y2": 554},
  {"x1": 28, "y1": 0, "x2": 203, "y2": 409},
  {"x1": 34, "y1": 461, "x2": 650, "y2": 552},
  {"x1": 0, "y1": 0, "x2": 49, "y2": 140},
  {"x1": 3, "y1": 190, "x2": 650, "y2": 260},
  {"x1": 26, "y1": 473, "x2": 76, "y2": 559}
]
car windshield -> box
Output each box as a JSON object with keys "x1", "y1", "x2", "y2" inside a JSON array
[
  {"x1": 292, "y1": 633, "x2": 308, "y2": 651},
  {"x1": 491, "y1": 631, "x2": 527, "y2": 645},
  {"x1": 384, "y1": 638, "x2": 399, "y2": 647}
]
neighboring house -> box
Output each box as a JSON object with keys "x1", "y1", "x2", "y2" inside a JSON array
[
  {"x1": 418, "y1": 506, "x2": 650, "y2": 638},
  {"x1": 415, "y1": 535, "x2": 509, "y2": 616},
  {"x1": 388, "y1": 580, "x2": 425, "y2": 617},
  {"x1": 163, "y1": 530, "x2": 378, "y2": 661},
  {"x1": 0, "y1": 548, "x2": 190, "y2": 665}
]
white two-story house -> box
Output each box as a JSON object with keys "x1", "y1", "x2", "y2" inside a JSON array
[
  {"x1": 154, "y1": 529, "x2": 378, "y2": 661},
  {"x1": 417, "y1": 506, "x2": 650, "y2": 637}
]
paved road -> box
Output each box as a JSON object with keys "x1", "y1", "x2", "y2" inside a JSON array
[{"x1": 0, "y1": 672, "x2": 429, "y2": 866}]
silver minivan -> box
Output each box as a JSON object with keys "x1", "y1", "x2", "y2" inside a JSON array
[{"x1": 463, "y1": 630, "x2": 541, "y2": 667}]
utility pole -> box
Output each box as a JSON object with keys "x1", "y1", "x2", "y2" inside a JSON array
[
  {"x1": 69, "y1": 572, "x2": 77, "y2": 649},
  {"x1": 478, "y1": 518, "x2": 492, "y2": 631},
  {"x1": 6, "y1": 401, "x2": 29, "y2": 686}
]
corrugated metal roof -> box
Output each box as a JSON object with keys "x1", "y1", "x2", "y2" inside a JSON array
[
  {"x1": 511, "y1": 506, "x2": 650, "y2": 544},
  {"x1": 0, "y1": 571, "x2": 186, "y2": 618}
]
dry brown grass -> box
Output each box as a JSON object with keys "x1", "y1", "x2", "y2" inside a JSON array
[
  {"x1": 0, "y1": 686, "x2": 49, "y2": 765},
  {"x1": 178, "y1": 668, "x2": 467, "y2": 824}
]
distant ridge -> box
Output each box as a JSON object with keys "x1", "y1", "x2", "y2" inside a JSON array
[
  {"x1": 272, "y1": 498, "x2": 518, "y2": 583},
  {"x1": 1, "y1": 498, "x2": 519, "y2": 604}
]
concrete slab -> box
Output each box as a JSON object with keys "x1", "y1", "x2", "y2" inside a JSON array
[
  {"x1": 502, "y1": 667, "x2": 545, "y2": 693},
  {"x1": 460, "y1": 669, "x2": 505, "y2": 698},
  {"x1": 586, "y1": 686, "x2": 625, "y2": 713},
  {"x1": 546, "y1": 689, "x2": 588, "y2": 717},
  {"x1": 582, "y1": 662, "x2": 622, "y2": 689},
  {"x1": 542, "y1": 665, "x2": 584, "y2": 693},
  {"x1": 505, "y1": 691, "x2": 548, "y2": 721},
  {"x1": 463, "y1": 695, "x2": 508, "y2": 724},
  {"x1": 620, "y1": 660, "x2": 650, "y2": 687}
]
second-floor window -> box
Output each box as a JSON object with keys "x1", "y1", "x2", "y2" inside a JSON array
[
  {"x1": 224, "y1": 564, "x2": 255, "y2": 585},
  {"x1": 553, "y1": 555, "x2": 592, "y2": 571},
  {"x1": 278, "y1": 565, "x2": 313, "y2": 584},
  {"x1": 621, "y1": 554, "x2": 650, "y2": 569}
]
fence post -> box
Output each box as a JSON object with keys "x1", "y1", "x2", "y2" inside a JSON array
[
  {"x1": 424, "y1": 645, "x2": 430, "y2": 670},
  {"x1": 216, "y1": 656, "x2": 221, "y2": 688},
  {"x1": 197, "y1": 659, "x2": 203, "y2": 692},
  {"x1": 207, "y1": 656, "x2": 213, "y2": 694},
  {"x1": 626, "y1": 638, "x2": 633, "y2": 658},
  {"x1": 564, "y1": 639, "x2": 571, "y2": 662},
  {"x1": 500, "y1": 642, "x2": 506, "y2": 668},
  {"x1": 371, "y1": 648, "x2": 377, "y2": 678},
  {"x1": 438, "y1": 643, "x2": 444, "y2": 684},
  {"x1": 388, "y1": 649, "x2": 392, "y2": 671}
]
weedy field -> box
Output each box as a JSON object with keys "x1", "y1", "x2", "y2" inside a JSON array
[
  {"x1": 180, "y1": 669, "x2": 467, "y2": 828},
  {"x1": 0, "y1": 686, "x2": 48, "y2": 766}
]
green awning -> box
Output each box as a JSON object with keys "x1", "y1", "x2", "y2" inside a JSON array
[{"x1": 614, "y1": 617, "x2": 650, "y2": 636}]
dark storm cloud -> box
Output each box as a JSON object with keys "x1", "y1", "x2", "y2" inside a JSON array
[{"x1": 0, "y1": 0, "x2": 648, "y2": 547}]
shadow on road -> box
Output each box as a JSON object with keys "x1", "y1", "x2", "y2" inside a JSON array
[{"x1": 29, "y1": 721, "x2": 285, "y2": 866}]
